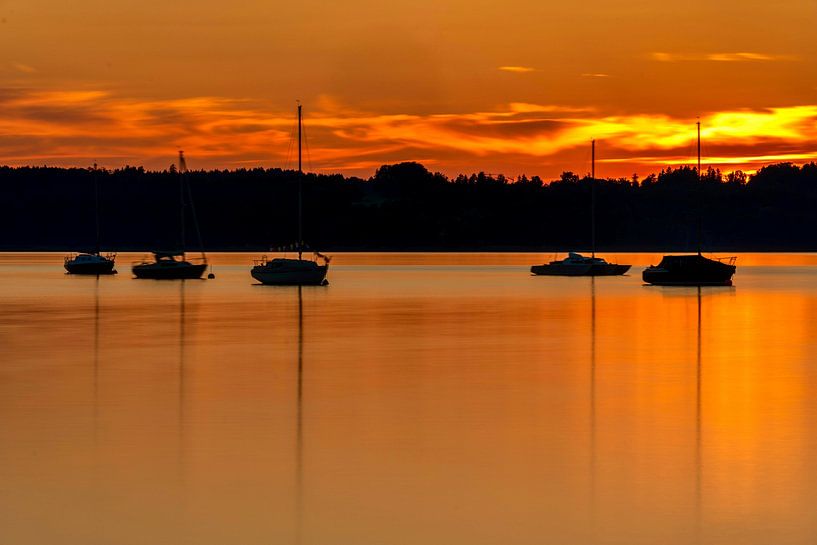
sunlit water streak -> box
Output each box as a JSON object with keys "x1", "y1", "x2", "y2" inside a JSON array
[{"x1": 1, "y1": 253, "x2": 816, "y2": 545}]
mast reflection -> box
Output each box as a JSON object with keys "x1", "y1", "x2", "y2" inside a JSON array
[
  {"x1": 695, "y1": 286, "x2": 702, "y2": 541},
  {"x1": 93, "y1": 275, "x2": 101, "y2": 443},
  {"x1": 296, "y1": 286, "x2": 304, "y2": 545},
  {"x1": 179, "y1": 280, "x2": 187, "y2": 482},
  {"x1": 589, "y1": 276, "x2": 597, "y2": 529}
]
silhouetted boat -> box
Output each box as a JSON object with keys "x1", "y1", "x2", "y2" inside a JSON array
[
  {"x1": 531, "y1": 252, "x2": 631, "y2": 276},
  {"x1": 133, "y1": 251, "x2": 208, "y2": 279},
  {"x1": 531, "y1": 140, "x2": 631, "y2": 276},
  {"x1": 252, "y1": 253, "x2": 329, "y2": 286},
  {"x1": 65, "y1": 252, "x2": 116, "y2": 275},
  {"x1": 251, "y1": 103, "x2": 330, "y2": 286},
  {"x1": 65, "y1": 166, "x2": 117, "y2": 275},
  {"x1": 642, "y1": 254, "x2": 736, "y2": 286},
  {"x1": 133, "y1": 151, "x2": 209, "y2": 280},
  {"x1": 643, "y1": 122, "x2": 737, "y2": 286}
]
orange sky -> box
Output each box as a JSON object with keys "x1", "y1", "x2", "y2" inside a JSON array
[{"x1": 1, "y1": 0, "x2": 816, "y2": 178}]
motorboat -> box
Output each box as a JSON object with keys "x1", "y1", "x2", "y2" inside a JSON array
[{"x1": 531, "y1": 252, "x2": 631, "y2": 276}]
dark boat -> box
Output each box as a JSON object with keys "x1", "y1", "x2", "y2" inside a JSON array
[
  {"x1": 642, "y1": 254, "x2": 736, "y2": 286},
  {"x1": 65, "y1": 252, "x2": 117, "y2": 275},
  {"x1": 531, "y1": 252, "x2": 631, "y2": 276},
  {"x1": 643, "y1": 121, "x2": 737, "y2": 286},
  {"x1": 132, "y1": 151, "x2": 209, "y2": 280},
  {"x1": 531, "y1": 140, "x2": 631, "y2": 277},
  {"x1": 133, "y1": 252, "x2": 208, "y2": 280},
  {"x1": 251, "y1": 103, "x2": 331, "y2": 286},
  {"x1": 251, "y1": 255, "x2": 329, "y2": 286},
  {"x1": 65, "y1": 167, "x2": 117, "y2": 275}
]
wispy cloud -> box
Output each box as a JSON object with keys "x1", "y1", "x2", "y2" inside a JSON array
[
  {"x1": 498, "y1": 66, "x2": 537, "y2": 73},
  {"x1": 11, "y1": 62, "x2": 37, "y2": 74},
  {"x1": 651, "y1": 52, "x2": 791, "y2": 63},
  {"x1": 581, "y1": 73, "x2": 610, "y2": 78},
  {"x1": 1, "y1": 88, "x2": 816, "y2": 177}
]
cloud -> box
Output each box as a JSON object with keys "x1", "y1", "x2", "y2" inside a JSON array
[
  {"x1": 11, "y1": 62, "x2": 37, "y2": 74},
  {"x1": 651, "y1": 52, "x2": 791, "y2": 63},
  {"x1": 581, "y1": 73, "x2": 610, "y2": 78},
  {"x1": 498, "y1": 66, "x2": 537, "y2": 73},
  {"x1": 1, "y1": 88, "x2": 816, "y2": 178}
]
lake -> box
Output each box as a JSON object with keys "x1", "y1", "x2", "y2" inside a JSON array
[{"x1": 1, "y1": 252, "x2": 816, "y2": 545}]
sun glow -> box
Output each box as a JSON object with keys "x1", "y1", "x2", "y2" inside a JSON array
[{"x1": 1, "y1": 89, "x2": 816, "y2": 177}]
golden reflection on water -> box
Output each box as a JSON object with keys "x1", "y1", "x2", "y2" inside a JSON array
[{"x1": 1, "y1": 253, "x2": 816, "y2": 544}]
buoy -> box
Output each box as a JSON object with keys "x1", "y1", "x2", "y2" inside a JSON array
[{"x1": 207, "y1": 273, "x2": 215, "y2": 279}]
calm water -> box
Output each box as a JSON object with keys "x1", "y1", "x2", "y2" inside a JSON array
[{"x1": 2, "y1": 252, "x2": 817, "y2": 545}]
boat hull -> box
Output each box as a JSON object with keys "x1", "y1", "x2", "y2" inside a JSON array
[
  {"x1": 531, "y1": 263, "x2": 631, "y2": 276},
  {"x1": 251, "y1": 264, "x2": 328, "y2": 286},
  {"x1": 132, "y1": 262, "x2": 207, "y2": 280},
  {"x1": 65, "y1": 259, "x2": 116, "y2": 275},
  {"x1": 642, "y1": 255, "x2": 736, "y2": 286}
]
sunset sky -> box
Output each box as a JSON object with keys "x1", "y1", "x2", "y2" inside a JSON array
[{"x1": 1, "y1": 0, "x2": 816, "y2": 178}]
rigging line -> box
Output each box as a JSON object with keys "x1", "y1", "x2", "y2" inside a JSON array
[
  {"x1": 284, "y1": 117, "x2": 297, "y2": 172},
  {"x1": 302, "y1": 117, "x2": 314, "y2": 173}
]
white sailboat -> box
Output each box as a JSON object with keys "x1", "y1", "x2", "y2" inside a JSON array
[
  {"x1": 251, "y1": 103, "x2": 330, "y2": 286},
  {"x1": 64, "y1": 166, "x2": 116, "y2": 275},
  {"x1": 531, "y1": 140, "x2": 631, "y2": 276}
]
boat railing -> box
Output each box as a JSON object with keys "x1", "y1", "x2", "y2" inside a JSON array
[
  {"x1": 314, "y1": 251, "x2": 332, "y2": 264},
  {"x1": 253, "y1": 252, "x2": 330, "y2": 266},
  {"x1": 716, "y1": 256, "x2": 737, "y2": 265},
  {"x1": 131, "y1": 253, "x2": 207, "y2": 266},
  {"x1": 65, "y1": 252, "x2": 116, "y2": 262}
]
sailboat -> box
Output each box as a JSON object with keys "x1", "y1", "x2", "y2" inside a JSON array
[
  {"x1": 132, "y1": 151, "x2": 209, "y2": 280},
  {"x1": 531, "y1": 140, "x2": 631, "y2": 276},
  {"x1": 251, "y1": 103, "x2": 330, "y2": 286},
  {"x1": 64, "y1": 167, "x2": 116, "y2": 275},
  {"x1": 642, "y1": 122, "x2": 737, "y2": 286}
]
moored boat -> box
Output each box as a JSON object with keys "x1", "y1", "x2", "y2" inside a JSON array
[
  {"x1": 132, "y1": 151, "x2": 209, "y2": 280},
  {"x1": 65, "y1": 167, "x2": 117, "y2": 275},
  {"x1": 251, "y1": 103, "x2": 331, "y2": 286},
  {"x1": 642, "y1": 254, "x2": 736, "y2": 286},
  {"x1": 65, "y1": 252, "x2": 117, "y2": 275},
  {"x1": 132, "y1": 252, "x2": 208, "y2": 280},
  {"x1": 531, "y1": 140, "x2": 631, "y2": 277},
  {"x1": 531, "y1": 252, "x2": 631, "y2": 276},
  {"x1": 643, "y1": 121, "x2": 737, "y2": 286},
  {"x1": 251, "y1": 254, "x2": 329, "y2": 286}
]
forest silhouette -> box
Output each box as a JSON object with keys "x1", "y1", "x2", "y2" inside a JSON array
[{"x1": 2, "y1": 161, "x2": 815, "y2": 251}]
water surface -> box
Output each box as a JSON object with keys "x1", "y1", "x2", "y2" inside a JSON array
[{"x1": 1, "y1": 252, "x2": 816, "y2": 545}]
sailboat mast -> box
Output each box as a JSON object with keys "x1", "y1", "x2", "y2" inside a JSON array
[
  {"x1": 696, "y1": 121, "x2": 702, "y2": 256},
  {"x1": 93, "y1": 166, "x2": 100, "y2": 255},
  {"x1": 297, "y1": 103, "x2": 303, "y2": 261},
  {"x1": 179, "y1": 151, "x2": 186, "y2": 256},
  {"x1": 591, "y1": 139, "x2": 596, "y2": 259}
]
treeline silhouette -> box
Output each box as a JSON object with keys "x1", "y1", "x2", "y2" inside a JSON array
[{"x1": 2, "y1": 161, "x2": 816, "y2": 251}]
